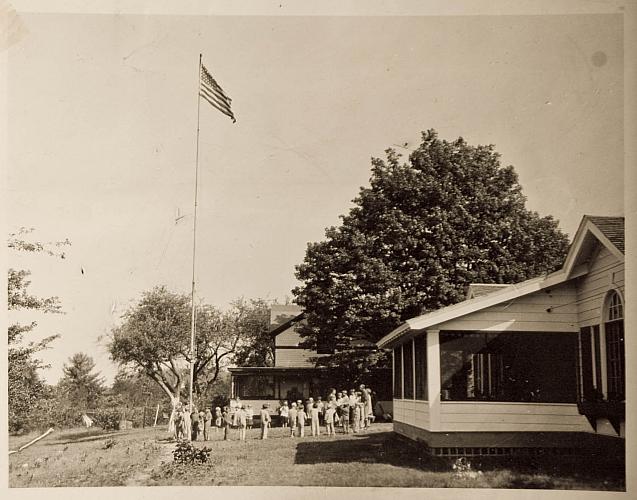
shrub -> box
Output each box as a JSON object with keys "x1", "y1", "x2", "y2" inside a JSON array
[
  {"x1": 93, "y1": 408, "x2": 121, "y2": 430},
  {"x1": 173, "y1": 440, "x2": 211, "y2": 465}
]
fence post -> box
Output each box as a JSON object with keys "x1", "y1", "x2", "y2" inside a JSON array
[{"x1": 153, "y1": 403, "x2": 160, "y2": 427}]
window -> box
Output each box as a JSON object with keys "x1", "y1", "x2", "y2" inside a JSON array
[
  {"x1": 605, "y1": 291, "x2": 625, "y2": 400},
  {"x1": 414, "y1": 335, "x2": 428, "y2": 400},
  {"x1": 466, "y1": 352, "x2": 503, "y2": 399},
  {"x1": 236, "y1": 375, "x2": 274, "y2": 399},
  {"x1": 393, "y1": 346, "x2": 402, "y2": 398},
  {"x1": 440, "y1": 331, "x2": 577, "y2": 403},
  {"x1": 403, "y1": 340, "x2": 414, "y2": 399}
]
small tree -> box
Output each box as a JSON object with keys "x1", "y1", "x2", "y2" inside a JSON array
[{"x1": 58, "y1": 352, "x2": 105, "y2": 410}]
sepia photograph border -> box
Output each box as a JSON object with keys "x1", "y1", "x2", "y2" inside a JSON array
[{"x1": 1, "y1": 1, "x2": 635, "y2": 499}]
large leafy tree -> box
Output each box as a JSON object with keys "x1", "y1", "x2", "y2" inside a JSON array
[
  {"x1": 107, "y1": 287, "x2": 272, "y2": 402},
  {"x1": 293, "y1": 130, "x2": 569, "y2": 368},
  {"x1": 57, "y1": 352, "x2": 105, "y2": 410},
  {"x1": 8, "y1": 228, "x2": 70, "y2": 432}
]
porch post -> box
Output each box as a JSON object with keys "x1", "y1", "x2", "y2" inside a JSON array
[{"x1": 427, "y1": 330, "x2": 441, "y2": 431}]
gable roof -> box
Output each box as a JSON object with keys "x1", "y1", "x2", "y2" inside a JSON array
[
  {"x1": 562, "y1": 215, "x2": 624, "y2": 278},
  {"x1": 377, "y1": 214, "x2": 624, "y2": 349},
  {"x1": 269, "y1": 304, "x2": 304, "y2": 338},
  {"x1": 587, "y1": 216, "x2": 624, "y2": 254}
]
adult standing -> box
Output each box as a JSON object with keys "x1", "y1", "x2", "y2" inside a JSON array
[
  {"x1": 364, "y1": 388, "x2": 374, "y2": 428},
  {"x1": 238, "y1": 405, "x2": 248, "y2": 441},
  {"x1": 183, "y1": 405, "x2": 192, "y2": 442},
  {"x1": 214, "y1": 406, "x2": 223, "y2": 433},
  {"x1": 222, "y1": 406, "x2": 231, "y2": 440},
  {"x1": 203, "y1": 408, "x2": 213, "y2": 441},
  {"x1": 190, "y1": 407, "x2": 200, "y2": 441},
  {"x1": 359, "y1": 385, "x2": 368, "y2": 428},
  {"x1": 260, "y1": 404, "x2": 271, "y2": 439}
]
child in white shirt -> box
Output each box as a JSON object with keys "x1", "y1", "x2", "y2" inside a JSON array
[
  {"x1": 237, "y1": 405, "x2": 247, "y2": 441},
  {"x1": 310, "y1": 403, "x2": 321, "y2": 437},
  {"x1": 279, "y1": 401, "x2": 289, "y2": 428},
  {"x1": 297, "y1": 406, "x2": 307, "y2": 437},
  {"x1": 324, "y1": 404, "x2": 336, "y2": 436},
  {"x1": 288, "y1": 402, "x2": 298, "y2": 437}
]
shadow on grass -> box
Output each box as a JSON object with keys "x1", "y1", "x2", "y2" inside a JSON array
[
  {"x1": 294, "y1": 431, "x2": 449, "y2": 472},
  {"x1": 43, "y1": 429, "x2": 124, "y2": 446},
  {"x1": 294, "y1": 430, "x2": 625, "y2": 489},
  {"x1": 473, "y1": 452, "x2": 625, "y2": 488}
]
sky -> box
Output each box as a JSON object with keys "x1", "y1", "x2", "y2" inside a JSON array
[{"x1": 6, "y1": 12, "x2": 624, "y2": 384}]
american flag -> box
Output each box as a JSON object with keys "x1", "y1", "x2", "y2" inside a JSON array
[{"x1": 200, "y1": 64, "x2": 236, "y2": 123}]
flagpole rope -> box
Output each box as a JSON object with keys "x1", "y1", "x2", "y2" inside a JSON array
[{"x1": 189, "y1": 53, "x2": 203, "y2": 416}]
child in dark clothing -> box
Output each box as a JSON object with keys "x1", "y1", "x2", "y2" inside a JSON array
[{"x1": 222, "y1": 406, "x2": 231, "y2": 440}]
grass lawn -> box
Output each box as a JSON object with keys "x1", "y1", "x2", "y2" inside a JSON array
[
  {"x1": 9, "y1": 426, "x2": 170, "y2": 487},
  {"x1": 9, "y1": 423, "x2": 625, "y2": 490}
]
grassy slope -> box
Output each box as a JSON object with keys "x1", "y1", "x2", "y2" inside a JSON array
[
  {"x1": 9, "y1": 424, "x2": 625, "y2": 490},
  {"x1": 9, "y1": 426, "x2": 169, "y2": 487}
]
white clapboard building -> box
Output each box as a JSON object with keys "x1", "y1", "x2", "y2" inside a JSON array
[{"x1": 377, "y1": 215, "x2": 625, "y2": 455}]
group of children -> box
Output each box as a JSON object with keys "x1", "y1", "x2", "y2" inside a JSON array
[
  {"x1": 169, "y1": 402, "x2": 272, "y2": 441},
  {"x1": 276, "y1": 385, "x2": 375, "y2": 437},
  {"x1": 168, "y1": 384, "x2": 374, "y2": 442}
]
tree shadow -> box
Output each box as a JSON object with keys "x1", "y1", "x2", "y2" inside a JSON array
[
  {"x1": 294, "y1": 430, "x2": 626, "y2": 487},
  {"x1": 43, "y1": 429, "x2": 123, "y2": 446},
  {"x1": 294, "y1": 431, "x2": 449, "y2": 472}
]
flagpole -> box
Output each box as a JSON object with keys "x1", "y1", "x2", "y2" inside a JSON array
[{"x1": 189, "y1": 53, "x2": 202, "y2": 416}]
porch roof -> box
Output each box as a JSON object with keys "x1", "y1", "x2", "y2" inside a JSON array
[
  {"x1": 377, "y1": 263, "x2": 588, "y2": 349},
  {"x1": 228, "y1": 366, "x2": 326, "y2": 374}
]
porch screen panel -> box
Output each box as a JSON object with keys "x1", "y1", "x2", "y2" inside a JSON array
[
  {"x1": 439, "y1": 331, "x2": 577, "y2": 403},
  {"x1": 414, "y1": 335, "x2": 427, "y2": 400},
  {"x1": 236, "y1": 375, "x2": 275, "y2": 399},
  {"x1": 403, "y1": 340, "x2": 414, "y2": 399},
  {"x1": 393, "y1": 346, "x2": 402, "y2": 398},
  {"x1": 592, "y1": 325, "x2": 602, "y2": 391},
  {"x1": 578, "y1": 327, "x2": 594, "y2": 401}
]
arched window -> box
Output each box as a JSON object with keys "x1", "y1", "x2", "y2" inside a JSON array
[{"x1": 605, "y1": 291, "x2": 624, "y2": 400}]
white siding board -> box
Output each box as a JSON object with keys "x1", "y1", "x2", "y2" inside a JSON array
[
  {"x1": 275, "y1": 326, "x2": 304, "y2": 347},
  {"x1": 394, "y1": 399, "x2": 430, "y2": 429},
  {"x1": 439, "y1": 402, "x2": 591, "y2": 432},
  {"x1": 576, "y1": 242, "x2": 624, "y2": 326},
  {"x1": 441, "y1": 403, "x2": 584, "y2": 416},
  {"x1": 275, "y1": 349, "x2": 318, "y2": 367},
  {"x1": 434, "y1": 285, "x2": 579, "y2": 333},
  {"x1": 443, "y1": 414, "x2": 588, "y2": 425},
  {"x1": 442, "y1": 423, "x2": 590, "y2": 432}
]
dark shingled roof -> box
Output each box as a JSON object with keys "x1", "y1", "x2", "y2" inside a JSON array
[{"x1": 586, "y1": 216, "x2": 624, "y2": 254}]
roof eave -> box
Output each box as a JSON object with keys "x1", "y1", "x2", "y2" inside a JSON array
[{"x1": 377, "y1": 263, "x2": 588, "y2": 349}]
